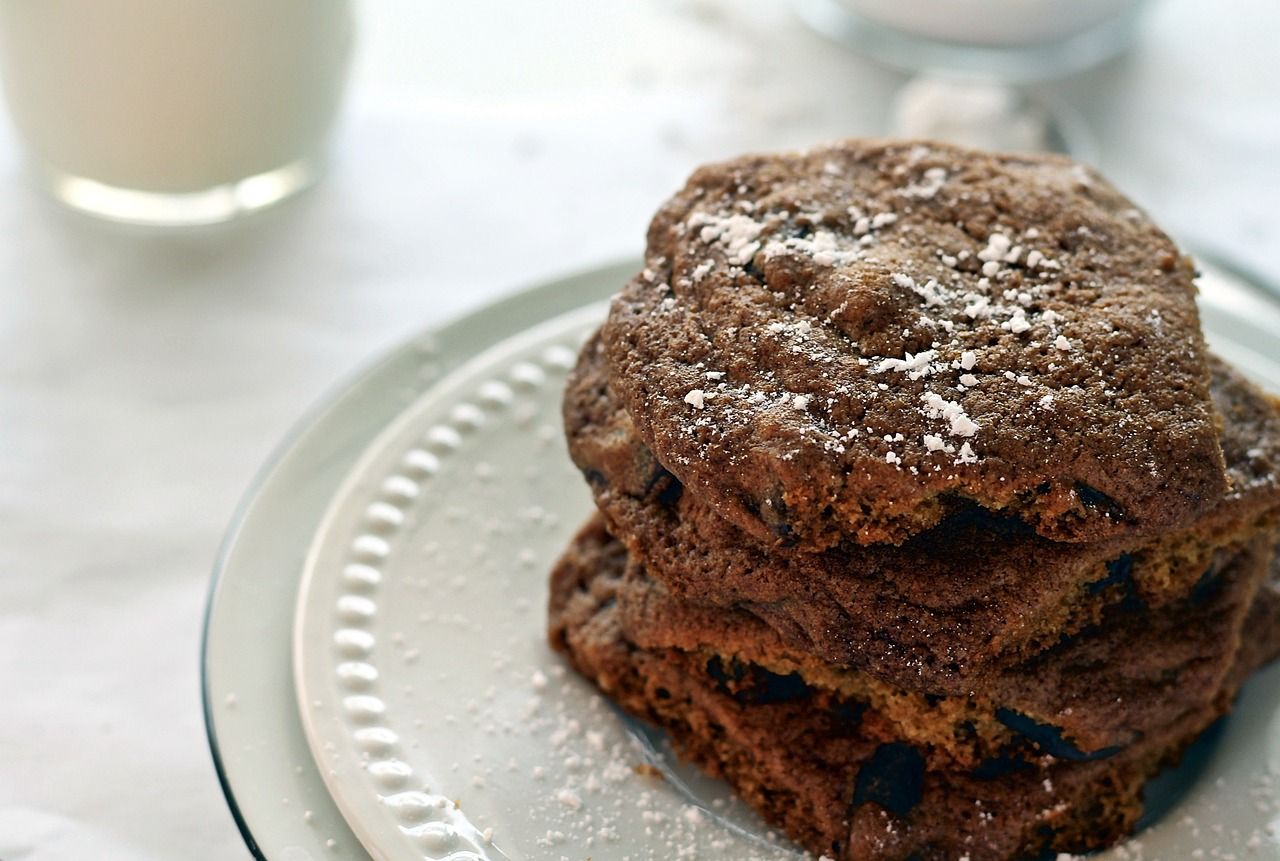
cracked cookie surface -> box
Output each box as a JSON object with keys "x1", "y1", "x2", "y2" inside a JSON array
[{"x1": 600, "y1": 140, "x2": 1226, "y2": 549}]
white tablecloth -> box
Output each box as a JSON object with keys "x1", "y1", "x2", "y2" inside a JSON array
[{"x1": 1, "y1": 1, "x2": 1277, "y2": 859}]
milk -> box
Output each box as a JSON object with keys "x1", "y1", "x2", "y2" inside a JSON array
[
  {"x1": 0, "y1": 0, "x2": 352, "y2": 197},
  {"x1": 839, "y1": 0, "x2": 1146, "y2": 47}
]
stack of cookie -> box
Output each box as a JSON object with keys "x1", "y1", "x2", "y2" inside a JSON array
[{"x1": 548, "y1": 140, "x2": 1280, "y2": 861}]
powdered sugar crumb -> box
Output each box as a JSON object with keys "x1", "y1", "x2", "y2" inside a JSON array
[
  {"x1": 923, "y1": 434, "x2": 954, "y2": 454},
  {"x1": 921, "y1": 392, "x2": 980, "y2": 438},
  {"x1": 900, "y1": 167, "x2": 948, "y2": 199},
  {"x1": 872, "y1": 350, "x2": 939, "y2": 380},
  {"x1": 1005, "y1": 308, "x2": 1032, "y2": 334},
  {"x1": 978, "y1": 232, "x2": 1012, "y2": 263},
  {"x1": 555, "y1": 788, "x2": 583, "y2": 810},
  {"x1": 688, "y1": 212, "x2": 766, "y2": 265}
]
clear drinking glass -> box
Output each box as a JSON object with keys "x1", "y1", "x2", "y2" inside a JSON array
[
  {"x1": 796, "y1": 0, "x2": 1154, "y2": 160},
  {"x1": 795, "y1": 0, "x2": 1150, "y2": 82},
  {"x1": 0, "y1": 0, "x2": 353, "y2": 226}
]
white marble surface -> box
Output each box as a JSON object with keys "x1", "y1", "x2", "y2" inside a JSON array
[{"x1": 0, "y1": 1, "x2": 1276, "y2": 859}]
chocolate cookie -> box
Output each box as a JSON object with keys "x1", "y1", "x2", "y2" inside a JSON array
[
  {"x1": 559, "y1": 514, "x2": 1272, "y2": 769},
  {"x1": 566, "y1": 338, "x2": 1280, "y2": 693},
  {"x1": 548, "y1": 519, "x2": 1280, "y2": 861},
  {"x1": 599, "y1": 140, "x2": 1226, "y2": 549}
]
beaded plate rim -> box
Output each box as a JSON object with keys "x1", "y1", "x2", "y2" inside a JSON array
[{"x1": 292, "y1": 304, "x2": 608, "y2": 861}]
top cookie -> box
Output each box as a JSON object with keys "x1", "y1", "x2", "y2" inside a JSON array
[{"x1": 601, "y1": 139, "x2": 1227, "y2": 548}]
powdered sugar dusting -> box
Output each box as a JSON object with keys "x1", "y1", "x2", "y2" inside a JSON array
[
  {"x1": 764, "y1": 229, "x2": 865, "y2": 267},
  {"x1": 900, "y1": 166, "x2": 948, "y2": 200},
  {"x1": 921, "y1": 391, "x2": 980, "y2": 438},
  {"x1": 687, "y1": 212, "x2": 766, "y2": 266},
  {"x1": 639, "y1": 145, "x2": 1145, "y2": 477},
  {"x1": 873, "y1": 350, "x2": 940, "y2": 380}
]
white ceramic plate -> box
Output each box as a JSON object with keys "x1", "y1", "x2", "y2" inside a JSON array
[
  {"x1": 207, "y1": 257, "x2": 1280, "y2": 861},
  {"x1": 203, "y1": 262, "x2": 636, "y2": 861},
  {"x1": 292, "y1": 297, "x2": 806, "y2": 861}
]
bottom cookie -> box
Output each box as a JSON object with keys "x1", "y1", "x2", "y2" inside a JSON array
[{"x1": 549, "y1": 519, "x2": 1280, "y2": 861}]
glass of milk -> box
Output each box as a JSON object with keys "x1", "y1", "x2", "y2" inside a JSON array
[
  {"x1": 796, "y1": 0, "x2": 1152, "y2": 81},
  {"x1": 0, "y1": 0, "x2": 353, "y2": 226}
]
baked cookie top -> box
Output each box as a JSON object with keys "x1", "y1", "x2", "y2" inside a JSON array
[{"x1": 601, "y1": 139, "x2": 1226, "y2": 548}]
